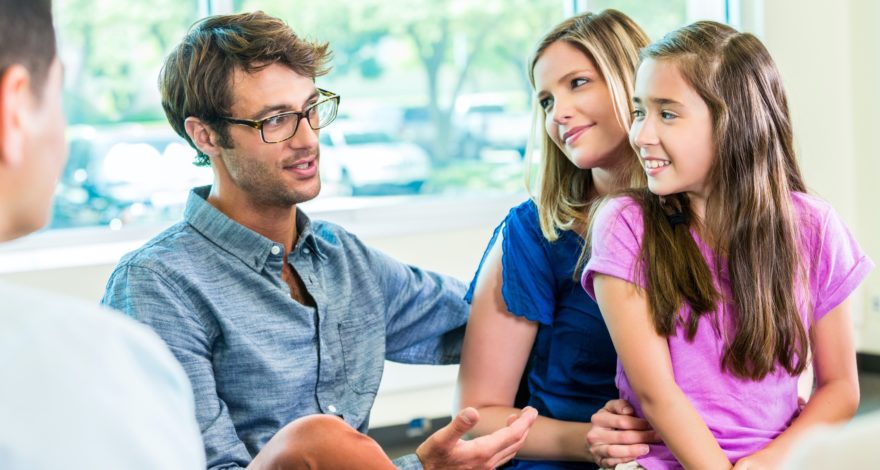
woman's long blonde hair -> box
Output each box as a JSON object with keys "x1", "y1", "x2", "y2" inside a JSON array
[{"x1": 526, "y1": 9, "x2": 649, "y2": 242}]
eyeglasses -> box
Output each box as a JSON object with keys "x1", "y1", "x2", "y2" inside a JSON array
[{"x1": 220, "y1": 88, "x2": 340, "y2": 143}]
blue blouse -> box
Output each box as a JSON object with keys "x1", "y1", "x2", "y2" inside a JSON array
[{"x1": 465, "y1": 200, "x2": 617, "y2": 470}]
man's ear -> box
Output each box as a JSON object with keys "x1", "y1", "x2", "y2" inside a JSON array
[
  {"x1": 0, "y1": 64, "x2": 33, "y2": 169},
  {"x1": 184, "y1": 117, "x2": 223, "y2": 159}
]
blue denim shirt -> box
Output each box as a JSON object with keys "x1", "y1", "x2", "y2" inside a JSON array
[{"x1": 102, "y1": 186, "x2": 467, "y2": 470}]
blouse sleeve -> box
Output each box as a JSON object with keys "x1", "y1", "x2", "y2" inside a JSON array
[
  {"x1": 581, "y1": 196, "x2": 645, "y2": 301},
  {"x1": 810, "y1": 202, "x2": 874, "y2": 321},
  {"x1": 464, "y1": 200, "x2": 557, "y2": 325}
]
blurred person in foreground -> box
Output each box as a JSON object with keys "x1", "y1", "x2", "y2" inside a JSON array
[{"x1": 0, "y1": 0, "x2": 205, "y2": 468}]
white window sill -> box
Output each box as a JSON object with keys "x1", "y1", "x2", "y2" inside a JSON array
[{"x1": 0, "y1": 192, "x2": 526, "y2": 274}]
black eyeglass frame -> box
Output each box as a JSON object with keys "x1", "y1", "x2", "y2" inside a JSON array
[{"x1": 219, "y1": 88, "x2": 340, "y2": 143}]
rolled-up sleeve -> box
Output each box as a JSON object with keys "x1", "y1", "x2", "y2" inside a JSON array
[{"x1": 363, "y1": 244, "x2": 468, "y2": 365}]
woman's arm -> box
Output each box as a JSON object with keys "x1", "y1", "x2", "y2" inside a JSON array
[
  {"x1": 456, "y1": 236, "x2": 595, "y2": 462},
  {"x1": 593, "y1": 274, "x2": 731, "y2": 470},
  {"x1": 734, "y1": 297, "x2": 859, "y2": 469}
]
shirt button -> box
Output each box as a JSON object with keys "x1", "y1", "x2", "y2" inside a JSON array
[
  {"x1": 270, "y1": 245, "x2": 281, "y2": 255},
  {"x1": 327, "y1": 405, "x2": 338, "y2": 413},
  {"x1": 304, "y1": 247, "x2": 311, "y2": 254}
]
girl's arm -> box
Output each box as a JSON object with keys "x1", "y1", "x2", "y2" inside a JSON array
[
  {"x1": 734, "y1": 297, "x2": 859, "y2": 469},
  {"x1": 456, "y1": 237, "x2": 596, "y2": 462},
  {"x1": 593, "y1": 274, "x2": 732, "y2": 470}
]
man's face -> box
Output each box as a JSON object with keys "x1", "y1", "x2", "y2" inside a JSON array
[
  {"x1": 213, "y1": 63, "x2": 322, "y2": 208},
  {"x1": 7, "y1": 57, "x2": 68, "y2": 238}
]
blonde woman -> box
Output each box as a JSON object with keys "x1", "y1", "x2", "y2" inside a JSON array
[{"x1": 457, "y1": 10, "x2": 653, "y2": 469}]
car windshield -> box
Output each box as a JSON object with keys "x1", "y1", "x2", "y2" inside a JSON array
[{"x1": 344, "y1": 131, "x2": 394, "y2": 145}]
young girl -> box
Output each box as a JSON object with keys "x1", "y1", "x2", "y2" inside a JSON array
[
  {"x1": 583, "y1": 21, "x2": 874, "y2": 469},
  {"x1": 457, "y1": 10, "x2": 654, "y2": 469}
]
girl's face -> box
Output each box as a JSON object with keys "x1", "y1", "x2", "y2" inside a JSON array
[
  {"x1": 630, "y1": 58, "x2": 715, "y2": 208},
  {"x1": 533, "y1": 40, "x2": 629, "y2": 170}
]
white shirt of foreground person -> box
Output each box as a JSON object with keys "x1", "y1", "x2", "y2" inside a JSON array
[
  {"x1": 782, "y1": 410, "x2": 880, "y2": 469},
  {"x1": 0, "y1": 281, "x2": 206, "y2": 469}
]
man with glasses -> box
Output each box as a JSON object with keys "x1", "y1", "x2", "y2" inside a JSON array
[{"x1": 102, "y1": 11, "x2": 536, "y2": 470}]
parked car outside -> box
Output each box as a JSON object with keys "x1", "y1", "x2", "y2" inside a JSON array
[
  {"x1": 319, "y1": 120, "x2": 431, "y2": 196},
  {"x1": 454, "y1": 94, "x2": 531, "y2": 161},
  {"x1": 52, "y1": 124, "x2": 211, "y2": 229},
  {"x1": 398, "y1": 105, "x2": 436, "y2": 158}
]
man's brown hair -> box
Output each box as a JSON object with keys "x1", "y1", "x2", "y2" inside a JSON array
[
  {"x1": 159, "y1": 11, "x2": 331, "y2": 166},
  {"x1": 0, "y1": 0, "x2": 57, "y2": 97}
]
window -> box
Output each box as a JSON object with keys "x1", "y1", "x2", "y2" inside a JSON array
[
  {"x1": 47, "y1": 0, "x2": 727, "y2": 233},
  {"x1": 53, "y1": 0, "x2": 202, "y2": 230}
]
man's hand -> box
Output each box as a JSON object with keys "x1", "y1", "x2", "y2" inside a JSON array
[
  {"x1": 587, "y1": 399, "x2": 658, "y2": 468},
  {"x1": 415, "y1": 406, "x2": 538, "y2": 470}
]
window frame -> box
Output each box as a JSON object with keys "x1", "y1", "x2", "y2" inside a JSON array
[{"x1": 0, "y1": 0, "x2": 730, "y2": 274}]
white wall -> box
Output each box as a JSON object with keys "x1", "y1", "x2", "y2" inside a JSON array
[
  {"x1": 748, "y1": 0, "x2": 880, "y2": 353},
  {"x1": 850, "y1": 0, "x2": 880, "y2": 353}
]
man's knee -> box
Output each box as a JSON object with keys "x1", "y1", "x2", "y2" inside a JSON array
[
  {"x1": 290, "y1": 415, "x2": 361, "y2": 441},
  {"x1": 278, "y1": 415, "x2": 360, "y2": 454},
  {"x1": 256, "y1": 414, "x2": 387, "y2": 469}
]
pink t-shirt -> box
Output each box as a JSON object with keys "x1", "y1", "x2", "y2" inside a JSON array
[{"x1": 582, "y1": 192, "x2": 874, "y2": 470}]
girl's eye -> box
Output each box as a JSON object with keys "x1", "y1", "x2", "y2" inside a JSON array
[
  {"x1": 539, "y1": 96, "x2": 553, "y2": 112},
  {"x1": 632, "y1": 109, "x2": 645, "y2": 119},
  {"x1": 660, "y1": 111, "x2": 677, "y2": 120}
]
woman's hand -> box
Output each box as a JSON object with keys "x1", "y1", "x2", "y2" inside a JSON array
[{"x1": 587, "y1": 399, "x2": 658, "y2": 468}]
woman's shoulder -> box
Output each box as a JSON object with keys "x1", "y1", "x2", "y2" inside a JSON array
[
  {"x1": 503, "y1": 199, "x2": 546, "y2": 244},
  {"x1": 508, "y1": 198, "x2": 540, "y2": 224}
]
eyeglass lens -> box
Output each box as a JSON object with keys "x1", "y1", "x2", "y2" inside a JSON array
[{"x1": 263, "y1": 98, "x2": 338, "y2": 143}]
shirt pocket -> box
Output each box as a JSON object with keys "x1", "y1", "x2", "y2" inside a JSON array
[{"x1": 338, "y1": 314, "x2": 386, "y2": 395}]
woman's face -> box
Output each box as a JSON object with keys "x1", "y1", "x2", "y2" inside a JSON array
[
  {"x1": 533, "y1": 40, "x2": 629, "y2": 171},
  {"x1": 630, "y1": 58, "x2": 715, "y2": 208}
]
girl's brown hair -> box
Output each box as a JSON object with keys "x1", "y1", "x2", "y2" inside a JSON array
[
  {"x1": 526, "y1": 10, "x2": 649, "y2": 242},
  {"x1": 629, "y1": 21, "x2": 809, "y2": 380}
]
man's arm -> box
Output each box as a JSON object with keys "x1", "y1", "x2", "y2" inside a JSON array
[
  {"x1": 103, "y1": 264, "x2": 252, "y2": 470},
  {"x1": 363, "y1": 243, "x2": 469, "y2": 365},
  {"x1": 355, "y1": 240, "x2": 539, "y2": 469}
]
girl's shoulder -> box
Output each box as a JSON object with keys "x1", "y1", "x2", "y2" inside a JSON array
[
  {"x1": 791, "y1": 191, "x2": 834, "y2": 214},
  {"x1": 593, "y1": 193, "x2": 646, "y2": 230},
  {"x1": 790, "y1": 191, "x2": 838, "y2": 232},
  {"x1": 587, "y1": 194, "x2": 649, "y2": 254}
]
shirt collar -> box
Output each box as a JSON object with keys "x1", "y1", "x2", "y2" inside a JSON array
[
  {"x1": 183, "y1": 186, "x2": 323, "y2": 272},
  {"x1": 293, "y1": 206, "x2": 324, "y2": 260}
]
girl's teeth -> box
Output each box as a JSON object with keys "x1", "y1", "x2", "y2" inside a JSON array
[
  {"x1": 294, "y1": 163, "x2": 309, "y2": 169},
  {"x1": 646, "y1": 160, "x2": 671, "y2": 169}
]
